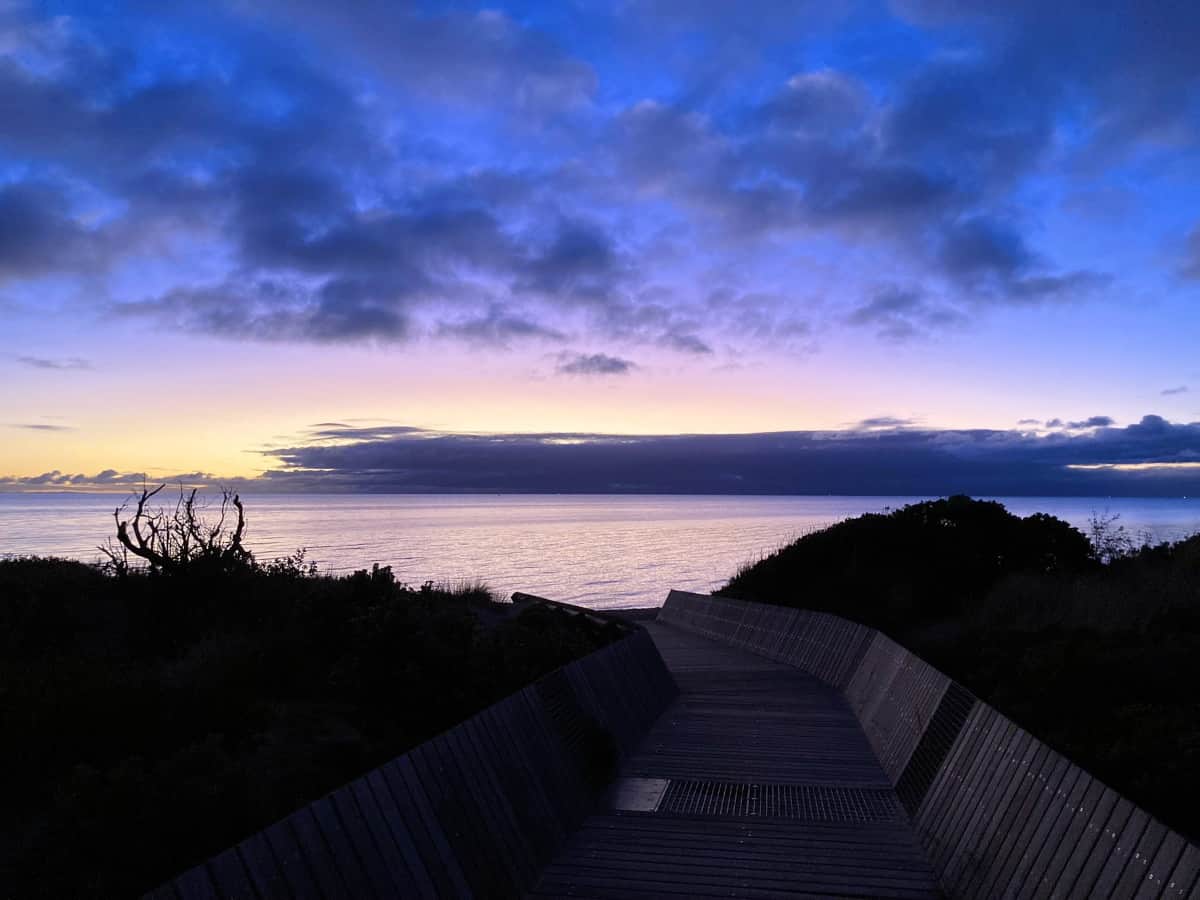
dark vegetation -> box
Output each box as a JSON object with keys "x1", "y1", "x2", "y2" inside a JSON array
[
  {"x1": 723, "y1": 495, "x2": 1200, "y2": 839},
  {"x1": 0, "y1": 489, "x2": 624, "y2": 898}
]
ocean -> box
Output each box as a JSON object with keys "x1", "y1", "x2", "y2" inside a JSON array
[{"x1": 2, "y1": 493, "x2": 1198, "y2": 609}]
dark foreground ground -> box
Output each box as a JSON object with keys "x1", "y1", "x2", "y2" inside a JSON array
[{"x1": 0, "y1": 557, "x2": 623, "y2": 898}]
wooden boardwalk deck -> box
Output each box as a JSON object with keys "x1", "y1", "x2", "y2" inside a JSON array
[{"x1": 530, "y1": 621, "x2": 942, "y2": 899}]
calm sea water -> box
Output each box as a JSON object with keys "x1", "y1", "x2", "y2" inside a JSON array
[{"x1": 2, "y1": 493, "x2": 1198, "y2": 609}]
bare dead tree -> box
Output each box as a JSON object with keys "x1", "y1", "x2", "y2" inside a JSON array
[{"x1": 99, "y1": 484, "x2": 253, "y2": 575}]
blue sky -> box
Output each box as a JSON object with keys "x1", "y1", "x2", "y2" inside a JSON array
[{"x1": 2, "y1": 0, "x2": 1199, "y2": 493}]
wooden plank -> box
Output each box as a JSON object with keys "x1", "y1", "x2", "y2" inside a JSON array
[
  {"x1": 263, "y1": 819, "x2": 324, "y2": 900},
  {"x1": 943, "y1": 722, "x2": 1029, "y2": 895},
  {"x1": 364, "y1": 768, "x2": 437, "y2": 899},
  {"x1": 919, "y1": 703, "x2": 993, "y2": 859},
  {"x1": 451, "y1": 718, "x2": 538, "y2": 886},
  {"x1": 1112, "y1": 818, "x2": 1168, "y2": 899},
  {"x1": 236, "y1": 831, "x2": 289, "y2": 899},
  {"x1": 1081, "y1": 806, "x2": 1150, "y2": 898},
  {"x1": 998, "y1": 753, "x2": 1075, "y2": 897},
  {"x1": 285, "y1": 807, "x2": 352, "y2": 900},
  {"x1": 204, "y1": 848, "x2": 255, "y2": 899},
  {"x1": 1024, "y1": 775, "x2": 1101, "y2": 900},
  {"x1": 933, "y1": 711, "x2": 1009, "y2": 879},
  {"x1": 308, "y1": 794, "x2": 378, "y2": 899},
  {"x1": 347, "y1": 776, "x2": 423, "y2": 896},
  {"x1": 407, "y1": 739, "x2": 500, "y2": 896},
  {"x1": 1016, "y1": 764, "x2": 1093, "y2": 898},
  {"x1": 1132, "y1": 828, "x2": 1187, "y2": 900},
  {"x1": 328, "y1": 786, "x2": 398, "y2": 897},
  {"x1": 173, "y1": 865, "x2": 219, "y2": 900},
  {"x1": 383, "y1": 758, "x2": 473, "y2": 898},
  {"x1": 1161, "y1": 842, "x2": 1200, "y2": 899}
]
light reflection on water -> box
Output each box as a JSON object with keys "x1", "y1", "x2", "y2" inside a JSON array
[{"x1": 2, "y1": 493, "x2": 1198, "y2": 609}]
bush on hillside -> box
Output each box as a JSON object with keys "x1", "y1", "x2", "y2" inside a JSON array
[
  {"x1": 0, "y1": 556, "x2": 623, "y2": 898},
  {"x1": 720, "y1": 496, "x2": 1200, "y2": 839},
  {"x1": 723, "y1": 495, "x2": 1094, "y2": 634}
]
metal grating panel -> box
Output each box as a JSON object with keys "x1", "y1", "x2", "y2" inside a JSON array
[
  {"x1": 657, "y1": 780, "x2": 904, "y2": 822},
  {"x1": 895, "y1": 680, "x2": 975, "y2": 815}
]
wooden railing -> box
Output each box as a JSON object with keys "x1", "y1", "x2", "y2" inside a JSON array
[
  {"x1": 659, "y1": 590, "x2": 1199, "y2": 900},
  {"x1": 144, "y1": 619, "x2": 677, "y2": 899}
]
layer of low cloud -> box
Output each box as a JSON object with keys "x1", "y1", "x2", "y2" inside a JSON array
[
  {"x1": 239, "y1": 414, "x2": 1200, "y2": 496},
  {"x1": 0, "y1": 468, "x2": 214, "y2": 490},
  {"x1": 7, "y1": 415, "x2": 1198, "y2": 496}
]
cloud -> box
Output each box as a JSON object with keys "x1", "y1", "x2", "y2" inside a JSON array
[
  {"x1": 8, "y1": 415, "x2": 1200, "y2": 496},
  {"x1": 239, "y1": 2, "x2": 596, "y2": 116},
  {"x1": 855, "y1": 417, "x2": 914, "y2": 430},
  {"x1": 760, "y1": 70, "x2": 868, "y2": 134},
  {"x1": 890, "y1": 0, "x2": 1200, "y2": 155},
  {"x1": 556, "y1": 352, "x2": 637, "y2": 376},
  {"x1": 0, "y1": 0, "x2": 1188, "y2": 358},
  {"x1": 0, "y1": 468, "x2": 220, "y2": 490},
  {"x1": 438, "y1": 306, "x2": 566, "y2": 346},
  {"x1": 244, "y1": 414, "x2": 1200, "y2": 496},
  {"x1": 0, "y1": 181, "x2": 107, "y2": 280},
  {"x1": 7, "y1": 423, "x2": 74, "y2": 431},
  {"x1": 938, "y1": 217, "x2": 1033, "y2": 281},
  {"x1": 16, "y1": 355, "x2": 91, "y2": 370},
  {"x1": 1162, "y1": 386, "x2": 1189, "y2": 396},
  {"x1": 847, "y1": 286, "x2": 966, "y2": 340},
  {"x1": 660, "y1": 331, "x2": 714, "y2": 355},
  {"x1": 515, "y1": 221, "x2": 625, "y2": 303},
  {"x1": 1064, "y1": 416, "x2": 1115, "y2": 430},
  {"x1": 1182, "y1": 225, "x2": 1200, "y2": 280}
]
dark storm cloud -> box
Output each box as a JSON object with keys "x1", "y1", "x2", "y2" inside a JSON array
[
  {"x1": 16, "y1": 355, "x2": 92, "y2": 370},
  {"x1": 556, "y1": 352, "x2": 636, "y2": 376},
  {"x1": 254, "y1": 415, "x2": 1200, "y2": 496}
]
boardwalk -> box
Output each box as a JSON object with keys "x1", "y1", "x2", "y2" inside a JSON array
[{"x1": 531, "y1": 620, "x2": 942, "y2": 899}]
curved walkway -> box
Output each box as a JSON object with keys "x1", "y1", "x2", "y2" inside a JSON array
[{"x1": 531, "y1": 621, "x2": 941, "y2": 899}]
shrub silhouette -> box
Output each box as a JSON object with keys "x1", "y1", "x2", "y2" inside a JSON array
[
  {"x1": 0, "y1": 548, "x2": 622, "y2": 898},
  {"x1": 724, "y1": 495, "x2": 1094, "y2": 634},
  {"x1": 100, "y1": 484, "x2": 253, "y2": 575}
]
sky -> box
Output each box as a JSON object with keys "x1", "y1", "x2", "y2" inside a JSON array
[{"x1": 2, "y1": 0, "x2": 1199, "y2": 494}]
